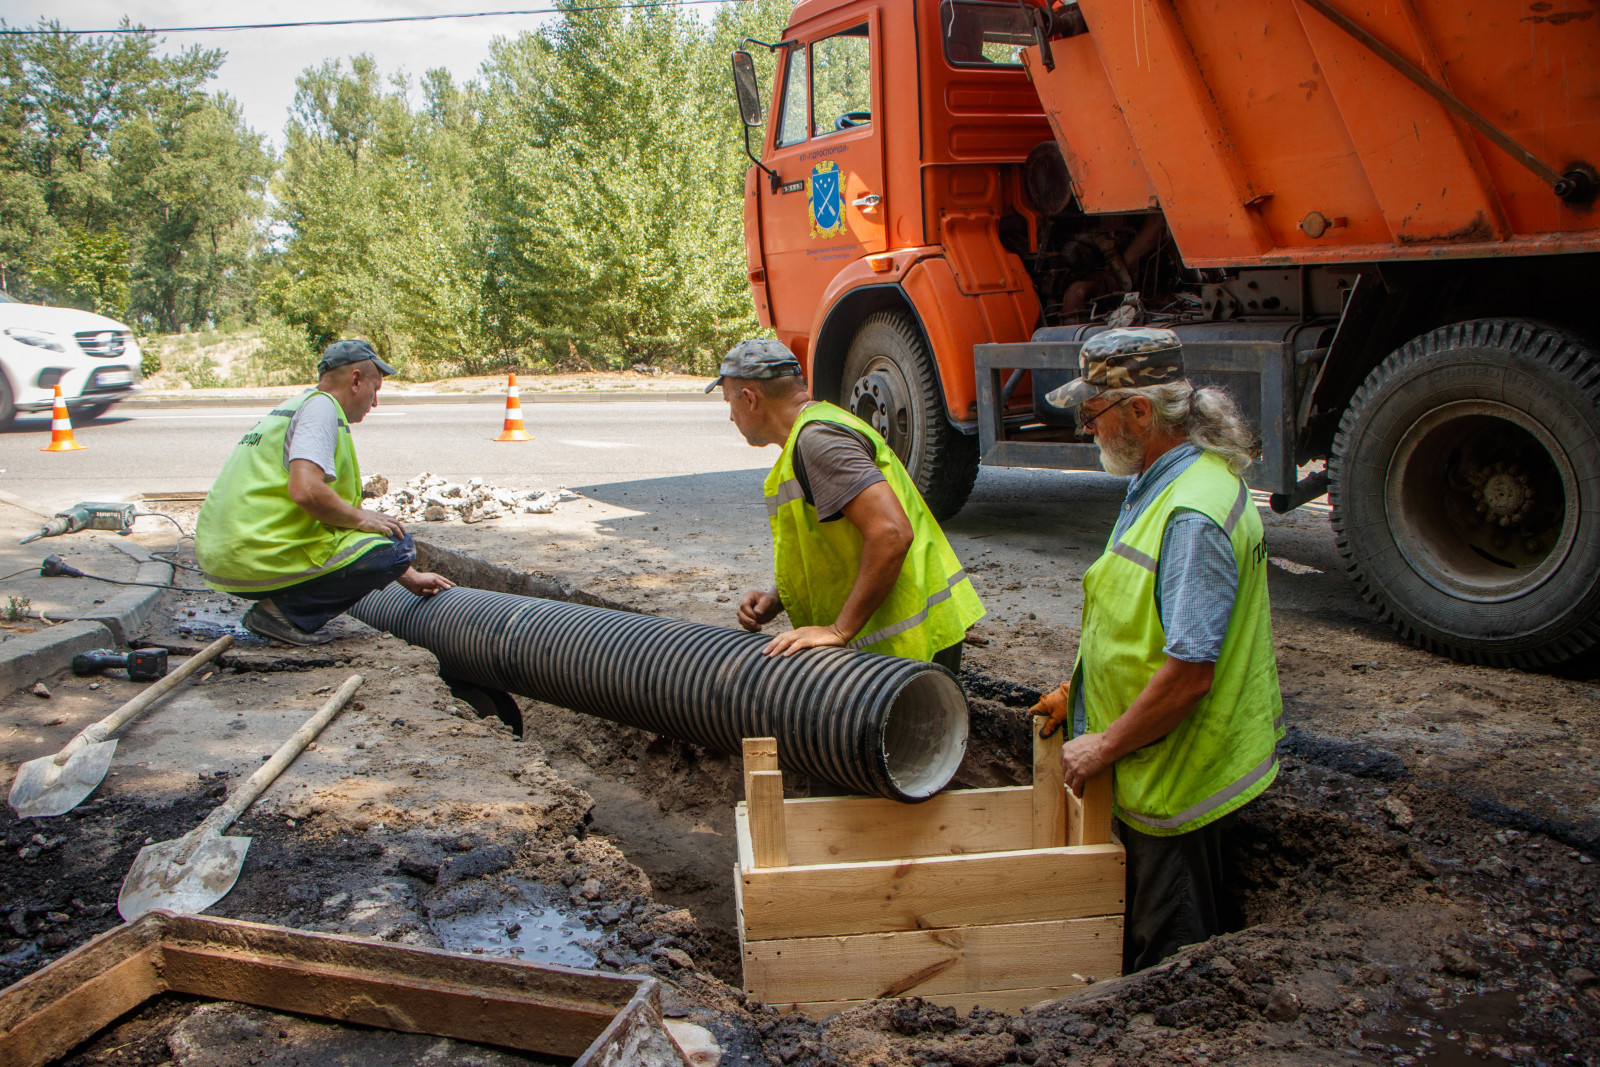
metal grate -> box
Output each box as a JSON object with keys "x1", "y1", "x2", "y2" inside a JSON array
[{"x1": 74, "y1": 330, "x2": 130, "y2": 357}]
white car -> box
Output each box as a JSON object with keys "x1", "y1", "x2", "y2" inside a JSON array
[{"x1": 0, "y1": 291, "x2": 142, "y2": 430}]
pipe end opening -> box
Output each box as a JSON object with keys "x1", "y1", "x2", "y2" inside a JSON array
[{"x1": 882, "y1": 670, "x2": 969, "y2": 801}]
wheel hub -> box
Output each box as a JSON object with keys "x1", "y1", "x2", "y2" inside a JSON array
[
  {"x1": 1386, "y1": 400, "x2": 1577, "y2": 602},
  {"x1": 848, "y1": 361, "x2": 914, "y2": 458},
  {"x1": 1473, "y1": 463, "x2": 1534, "y2": 527}
]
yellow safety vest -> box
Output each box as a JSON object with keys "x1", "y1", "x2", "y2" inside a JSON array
[
  {"x1": 765, "y1": 402, "x2": 985, "y2": 661},
  {"x1": 196, "y1": 390, "x2": 389, "y2": 595},
  {"x1": 1070, "y1": 450, "x2": 1284, "y2": 836}
]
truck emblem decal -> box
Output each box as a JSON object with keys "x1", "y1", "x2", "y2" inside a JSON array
[{"x1": 809, "y1": 161, "x2": 844, "y2": 239}]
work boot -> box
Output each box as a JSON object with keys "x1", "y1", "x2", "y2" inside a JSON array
[{"x1": 241, "y1": 598, "x2": 334, "y2": 646}]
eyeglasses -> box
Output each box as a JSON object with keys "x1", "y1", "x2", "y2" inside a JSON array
[{"x1": 1077, "y1": 394, "x2": 1134, "y2": 434}]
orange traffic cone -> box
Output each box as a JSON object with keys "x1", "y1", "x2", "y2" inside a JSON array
[
  {"x1": 495, "y1": 373, "x2": 532, "y2": 442},
  {"x1": 41, "y1": 386, "x2": 85, "y2": 452}
]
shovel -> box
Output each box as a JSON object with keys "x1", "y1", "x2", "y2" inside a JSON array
[
  {"x1": 117, "y1": 672, "x2": 364, "y2": 921},
  {"x1": 9, "y1": 635, "x2": 235, "y2": 819}
]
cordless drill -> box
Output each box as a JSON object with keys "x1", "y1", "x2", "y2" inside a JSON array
[{"x1": 71, "y1": 648, "x2": 169, "y2": 681}]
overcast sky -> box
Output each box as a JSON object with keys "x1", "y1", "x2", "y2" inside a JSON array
[{"x1": 0, "y1": 1, "x2": 584, "y2": 146}]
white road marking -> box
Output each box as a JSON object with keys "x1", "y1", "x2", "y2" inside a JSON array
[
  {"x1": 123, "y1": 412, "x2": 409, "y2": 420},
  {"x1": 556, "y1": 439, "x2": 633, "y2": 449}
]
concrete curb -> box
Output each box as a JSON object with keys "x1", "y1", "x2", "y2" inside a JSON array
[
  {"x1": 0, "y1": 620, "x2": 115, "y2": 695},
  {"x1": 59, "y1": 557, "x2": 173, "y2": 645},
  {"x1": 115, "y1": 391, "x2": 715, "y2": 409}
]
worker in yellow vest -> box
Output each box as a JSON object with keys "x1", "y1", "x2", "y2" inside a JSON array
[
  {"x1": 710, "y1": 340, "x2": 984, "y2": 671},
  {"x1": 196, "y1": 340, "x2": 453, "y2": 645},
  {"x1": 1030, "y1": 327, "x2": 1283, "y2": 972}
]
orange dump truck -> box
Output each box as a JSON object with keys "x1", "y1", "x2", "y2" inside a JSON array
[{"x1": 729, "y1": 0, "x2": 1600, "y2": 667}]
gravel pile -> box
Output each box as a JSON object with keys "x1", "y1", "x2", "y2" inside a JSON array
[{"x1": 361, "y1": 473, "x2": 577, "y2": 524}]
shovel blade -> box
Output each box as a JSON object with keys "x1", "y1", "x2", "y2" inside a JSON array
[
  {"x1": 118, "y1": 833, "x2": 251, "y2": 921},
  {"x1": 8, "y1": 740, "x2": 118, "y2": 818}
]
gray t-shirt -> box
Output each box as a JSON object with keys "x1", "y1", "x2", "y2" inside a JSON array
[
  {"x1": 794, "y1": 419, "x2": 886, "y2": 521},
  {"x1": 283, "y1": 391, "x2": 341, "y2": 482}
]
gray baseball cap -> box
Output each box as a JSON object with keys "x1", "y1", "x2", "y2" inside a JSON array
[
  {"x1": 705, "y1": 339, "x2": 804, "y2": 393},
  {"x1": 318, "y1": 339, "x2": 397, "y2": 377}
]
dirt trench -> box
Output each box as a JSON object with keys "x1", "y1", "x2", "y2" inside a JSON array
[
  {"x1": 2, "y1": 541, "x2": 1598, "y2": 1066},
  {"x1": 407, "y1": 547, "x2": 1600, "y2": 1064}
]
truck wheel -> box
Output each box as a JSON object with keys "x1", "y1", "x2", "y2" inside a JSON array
[
  {"x1": 842, "y1": 311, "x2": 978, "y2": 520},
  {"x1": 1329, "y1": 320, "x2": 1600, "y2": 668}
]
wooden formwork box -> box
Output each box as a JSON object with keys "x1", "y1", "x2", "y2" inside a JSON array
[{"x1": 733, "y1": 734, "x2": 1125, "y2": 1018}]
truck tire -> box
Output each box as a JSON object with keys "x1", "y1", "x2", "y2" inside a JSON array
[
  {"x1": 841, "y1": 311, "x2": 978, "y2": 520},
  {"x1": 1329, "y1": 320, "x2": 1600, "y2": 668}
]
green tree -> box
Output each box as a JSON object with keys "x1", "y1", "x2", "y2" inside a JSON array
[
  {"x1": 476, "y1": 0, "x2": 793, "y2": 370},
  {"x1": 270, "y1": 57, "x2": 486, "y2": 371},
  {"x1": 0, "y1": 19, "x2": 268, "y2": 326},
  {"x1": 38, "y1": 227, "x2": 129, "y2": 315},
  {"x1": 114, "y1": 95, "x2": 271, "y2": 331}
]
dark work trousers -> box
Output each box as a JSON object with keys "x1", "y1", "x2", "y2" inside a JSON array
[
  {"x1": 1119, "y1": 810, "x2": 1246, "y2": 973},
  {"x1": 243, "y1": 532, "x2": 416, "y2": 634},
  {"x1": 931, "y1": 641, "x2": 964, "y2": 675}
]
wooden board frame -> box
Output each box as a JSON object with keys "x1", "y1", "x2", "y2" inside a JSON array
[
  {"x1": 0, "y1": 912, "x2": 690, "y2": 1067},
  {"x1": 736, "y1": 735, "x2": 1124, "y2": 1017}
]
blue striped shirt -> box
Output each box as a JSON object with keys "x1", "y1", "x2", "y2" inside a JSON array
[{"x1": 1073, "y1": 444, "x2": 1239, "y2": 731}]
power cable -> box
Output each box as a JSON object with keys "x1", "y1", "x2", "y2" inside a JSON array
[
  {"x1": 40, "y1": 555, "x2": 208, "y2": 592},
  {"x1": 0, "y1": 0, "x2": 742, "y2": 36}
]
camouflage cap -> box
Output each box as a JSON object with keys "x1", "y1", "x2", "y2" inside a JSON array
[
  {"x1": 706, "y1": 339, "x2": 804, "y2": 393},
  {"x1": 1044, "y1": 327, "x2": 1185, "y2": 409}
]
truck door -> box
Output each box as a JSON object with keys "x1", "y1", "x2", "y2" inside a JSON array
[{"x1": 760, "y1": 14, "x2": 886, "y2": 340}]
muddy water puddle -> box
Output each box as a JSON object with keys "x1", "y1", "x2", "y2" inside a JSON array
[
  {"x1": 171, "y1": 598, "x2": 258, "y2": 642},
  {"x1": 428, "y1": 878, "x2": 601, "y2": 968},
  {"x1": 1365, "y1": 988, "x2": 1529, "y2": 1065}
]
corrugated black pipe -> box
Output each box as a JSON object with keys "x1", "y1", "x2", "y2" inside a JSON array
[{"x1": 351, "y1": 586, "x2": 968, "y2": 802}]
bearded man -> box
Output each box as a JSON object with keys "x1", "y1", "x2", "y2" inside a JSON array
[{"x1": 1029, "y1": 327, "x2": 1283, "y2": 972}]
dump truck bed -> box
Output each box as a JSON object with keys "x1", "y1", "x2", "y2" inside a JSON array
[{"x1": 1025, "y1": 0, "x2": 1600, "y2": 267}]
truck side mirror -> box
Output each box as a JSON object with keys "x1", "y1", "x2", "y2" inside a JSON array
[{"x1": 731, "y1": 50, "x2": 764, "y2": 127}]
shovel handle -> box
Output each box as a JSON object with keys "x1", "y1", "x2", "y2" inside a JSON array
[
  {"x1": 56, "y1": 635, "x2": 235, "y2": 765},
  {"x1": 194, "y1": 673, "x2": 363, "y2": 841}
]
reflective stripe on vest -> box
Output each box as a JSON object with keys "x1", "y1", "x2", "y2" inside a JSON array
[
  {"x1": 764, "y1": 402, "x2": 985, "y2": 662},
  {"x1": 1072, "y1": 450, "x2": 1284, "y2": 837},
  {"x1": 849, "y1": 567, "x2": 971, "y2": 650},
  {"x1": 195, "y1": 390, "x2": 386, "y2": 595},
  {"x1": 199, "y1": 533, "x2": 390, "y2": 589}
]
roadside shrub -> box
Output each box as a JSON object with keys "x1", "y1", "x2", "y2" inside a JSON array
[{"x1": 250, "y1": 316, "x2": 318, "y2": 385}]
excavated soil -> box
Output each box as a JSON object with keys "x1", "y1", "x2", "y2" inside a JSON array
[{"x1": 3, "y1": 516, "x2": 1598, "y2": 1065}]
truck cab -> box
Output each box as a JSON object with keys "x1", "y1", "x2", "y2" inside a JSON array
[
  {"x1": 740, "y1": 0, "x2": 1049, "y2": 518},
  {"x1": 734, "y1": 0, "x2": 1600, "y2": 670}
]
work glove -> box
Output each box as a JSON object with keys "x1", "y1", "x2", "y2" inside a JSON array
[{"x1": 1030, "y1": 681, "x2": 1072, "y2": 739}]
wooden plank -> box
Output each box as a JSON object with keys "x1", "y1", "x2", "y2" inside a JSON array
[
  {"x1": 748, "y1": 770, "x2": 789, "y2": 868},
  {"x1": 1032, "y1": 729, "x2": 1066, "y2": 849},
  {"x1": 161, "y1": 945, "x2": 618, "y2": 1059},
  {"x1": 778, "y1": 788, "x2": 1033, "y2": 866},
  {"x1": 0, "y1": 947, "x2": 163, "y2": 1067},
  {"x1": 161, "y1": 914, "x2": 640, "y2": 1006},
  {"x1": 1068, "y1": 771, "x2": 1114, "y2": 847},
  {"x1": 782, "y1": 983, "x2": 1091, "y2": 1020},
  {"x1": 743, "y1": 916, "x2": 1122, "y2": 1004},
  {"x1": 740, "y1": 843, "x2": 1125, "y2": 940},
  {"x1": 733, "y1": 805, "x2": 754, "y2": 871},
  {"x1": 742, "y1": 737, "x2": 778, "y2": 802}
]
